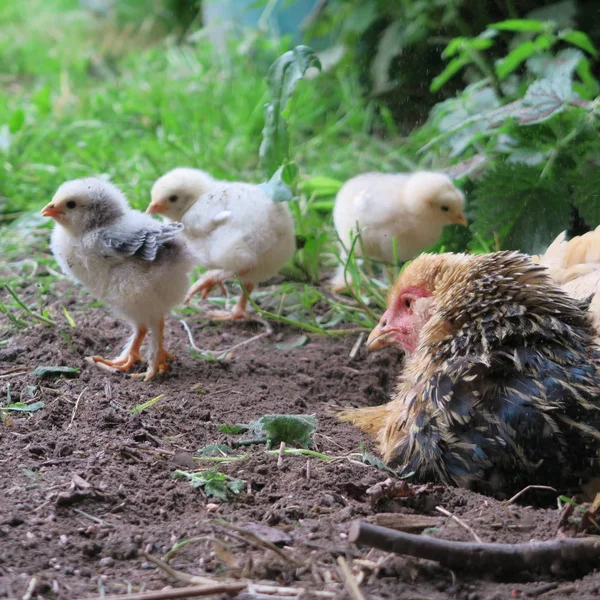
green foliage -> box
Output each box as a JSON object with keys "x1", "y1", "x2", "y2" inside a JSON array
[
  {"x1": 196, "y1": 444, "x2": 236, "y2": 457},
  {"x1": 173, "y1": 468, "x2": 245, "y2": 501},
  {"x1": 0, "y1": 401, "x2": 45, "y2": 413},
  {"x1": 416, "y1": 17, "x2": 600, "y2": 254},
  {"x1": 31, "y1": 366, "x2": 80, "y2": 379},
  {"x1": 259, "y1": 45, "x2": 322, "y2": 177},
  {"x1": 220, "y1": 414, "x2": 318, "y2": 448}
]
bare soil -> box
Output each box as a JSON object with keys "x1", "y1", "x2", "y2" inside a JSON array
[{"x1": 2, "y1": 281, "x2": 600, "y2": 600}]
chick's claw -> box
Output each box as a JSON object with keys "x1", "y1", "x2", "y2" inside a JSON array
[
  {"x1": 133, "y1": 348, "x2": 175, "y2": 381},
  {"x1": 91, "y1": 351, "x2": 143, "y2": 372},
  {"x1": 184, "y1": 270, "x2": 230, "y2": 303}
]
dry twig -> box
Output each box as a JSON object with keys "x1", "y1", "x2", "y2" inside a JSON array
[
  {"x1": 349, "y1": 520, "x2": 600, "y2": 574},
  {"x1": 435, "y1": 505, "x2": 482, "y2": 543},
  {"x1": 336, "y1": 556, "x2": 367, "y2": 600}
]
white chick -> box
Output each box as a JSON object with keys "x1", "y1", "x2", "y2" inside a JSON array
[
  {"x1": 42, "y1": 178, "x2": 193, "y2": 381},
  {"x1": 147, "y1": 167, "x2": 296, "y2": 320},
  {"x1": 330, "y1": 171, "x2": 467, "y2": 291}
]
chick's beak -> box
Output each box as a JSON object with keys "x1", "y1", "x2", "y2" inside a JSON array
[
  {"x1": 41, "y1": 203, "x2": 64, "y2": 219},
  {"x1": 366, "y1": 321, "x2": 396, "y2": 352},
  {"x1": 452, "y1": 213, "x2": 468, "y2": 227},
  {"x1": 146, "y1": 201, "x2": 162, "y2": 215}
]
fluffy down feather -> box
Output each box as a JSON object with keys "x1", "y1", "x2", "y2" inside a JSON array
[
  {"x1": 532, "y1": 226, "x2": 600, "y2": 334},
  {"x1": 340, "y1": 251, "x2": 600, "y2": 498},
  {"x1": 148, "y1": 168, "x2": 296, "y2": 320},
  {"x1": 43, "y1": 178, "x2": 193, "y2": 380},
  {"x1": 330, "y1": 171, "x2": 467, "y2": 291}
]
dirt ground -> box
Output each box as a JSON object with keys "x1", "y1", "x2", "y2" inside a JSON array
[{"x1": 2, "y1": 280, "x2": 600, "y2": 600}]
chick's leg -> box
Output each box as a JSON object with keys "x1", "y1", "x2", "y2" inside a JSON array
[
  {"x1": 208, "y1": 282, "x2": 255, "y2": 320},
  {"x1": 91, "y1": 325, "x2": 147, "y2": 371},
  {"x1": 184, "y1": 269, "x2": 235, "y2": 303},
  {"x1": 138, "y1": 317, "x2": 175, "y2": 381}
]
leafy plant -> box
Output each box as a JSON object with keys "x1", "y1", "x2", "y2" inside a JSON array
[
  {"x1": 259, "y1": 45, "x2": 322, "y2": 178},
  {"x1": 173, "y1": 468, "x2": 245, "y2": 501},
  {"x1": 414, "y1": 17, "x2": 600, "y2": 254},
  {"x1": 219, "y1": 414, "x2": 318, "y2": 448}
]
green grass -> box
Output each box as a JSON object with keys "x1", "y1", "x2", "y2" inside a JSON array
[{"x1": 0, "y1": 0, "x2": 418, "y2": 345}]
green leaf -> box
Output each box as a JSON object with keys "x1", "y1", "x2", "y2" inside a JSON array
[
  {"x1": 1, "y1": 401, "x2": 45, "y2": 413},
  {"x1": 430, "y1": 55, "x2": 470, "y2": 93},
  {"x1": 218, "y1": 423, "x2": 249, "y2": 435},
  {"x1": 173, "y1": 468, "x2": 245, "y2": 501},
  {"x1": 560, "y1": 30, "x2": 598, "y2": 57},
  {"x1": 8, "y1": 108, "x2": 25, "y2": 133},
  {"x1": 495, "y1": 35, "x2": 555, "y2": 80},
  {"x1": 572, "y1": 163, "x2": 600, "y2": 225},
  {"x1": 576, "y1": 58, "x2": 600, "y2": 97},
  {"x1": 371, "y1": 21, "x2": 406, "y2": 93},
  {"x1": 517, "y1": 75, "x2": 572, "y2": 124},
  {"x1": 527, "y1": 48, "x2": 583, "y2": 81},
  {"x1": 274, "y1": 335, "x2": 309, "y2": 350},
  {"x1": 258, "y1": 164, "x2": 296, "y2": 203},
  {"x1": 259, "y1": 45, "x2": 322, "y2": 177},
  {"x1": 130, "y1": 394, "x2": 165, "y2": 414},
  {"x1": 251, "y1": 414, "x2": 317, "y2": 448},
  {"x1": 31, "y1": 366, "x2": 80, "y2": 379},
  {"x1": 196, "y1": 444, "x2": 236, "y2": 457},
  {"x1": 490, "y1": 19, "x2": 547, "y2": 33},
  {"x1": 470, "y1": 163, "x2": 571, "y2": 254},
  {"x1": 299, "y1": 176, "x2": 342, "y2": 198}
]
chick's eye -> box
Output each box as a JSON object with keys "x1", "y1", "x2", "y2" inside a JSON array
[
  {"x1": 168, "y1": 195, "x2": 178, "y2": 203},
  {"x1": 440, "y1": 205, "x2": 449, "y2": 212},
  {"x1": 66, "y1": 200, "x2": 76, "y2": 209}
]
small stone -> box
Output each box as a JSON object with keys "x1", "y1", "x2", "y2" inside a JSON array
[
  {"x1": 206, "y1": 503, "x2": 220, "y2": 513},
  {"x1": 99, "y1": 557, "x2": 114, "y2": 567}
]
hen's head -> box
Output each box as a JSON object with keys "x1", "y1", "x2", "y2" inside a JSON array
[
  {"x1": 42, "y1": 178, "x2": 128, "y2": 236},
  {"x1": 147, "y1": 167, "x2": 215, "y2": 220},
  {"x1": 406, "y1": 171, "x2": 467, "y2": 227},
  {"x1": 367, "y1": 253, "x2": 466, "y2": 352},
  {"x1": 367, "y1": 251, "x2": 570, "y2": 354}
]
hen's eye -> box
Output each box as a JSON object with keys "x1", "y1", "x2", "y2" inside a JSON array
[
  {"x1": 168, "y1": 195, "x2": 178, "y2": 203},
  {"x1": 66, "y1": 200, "x2": 76, "y2": 209},
  {"x1": 404, "y1": 297, "x2": 412, "y2": 310},
  {"x1": 440, "y1": 205, "x2": 449, "y2": 212}
]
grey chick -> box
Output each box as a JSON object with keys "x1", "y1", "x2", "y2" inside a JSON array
[{"x1": 42, "y1": 178, "x2": 193, "y2": 381}]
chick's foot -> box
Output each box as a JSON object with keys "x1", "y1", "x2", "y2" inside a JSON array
[
  {"x1": 133, "y1": 348, "x2": 174, "y2": 381},
  {"x1": 184, "y1": 269, "x2": 233, "y2": 303},
  {"x1": 205, "y1": 309, "x2": 250, "y2": 321},
  {"x1": 90, "y1": 325, "x2": 148, "y2": 372},
  {"x1": 91, "y1": 351, "x2": 143, "y2": 371}
]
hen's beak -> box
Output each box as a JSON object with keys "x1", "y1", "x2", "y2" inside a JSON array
[
  {"x1": 41, "y1": 203, "x2": 64, "y2": 218},
  {"x1": 453, "y1": 213, "x2": 468, "y2": 227},
  {"x1": 146, "y1": 201, "x2": 162, "y2": 215},
  {"x1": 366, "y1": 322, "x2": 396, "y2": 352}
]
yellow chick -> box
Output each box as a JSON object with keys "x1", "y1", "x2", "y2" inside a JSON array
[
  {"x1": 330, "y1": 171, "x2": 467, "y2": 291},
  {"x1": 532, "y1": 226, "x2": 600, "y2": 334},
  {"x1": 147, "y1": 167, "x2": 296, "y2": 320}
]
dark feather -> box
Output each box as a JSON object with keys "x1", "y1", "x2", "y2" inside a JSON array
[{"x1": 101, "y1": 222, "x2": 184, "y2": 261}]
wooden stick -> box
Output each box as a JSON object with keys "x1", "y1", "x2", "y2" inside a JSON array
[{"x1": 348, "y1": 520, "x2": 600, "y2": 573}]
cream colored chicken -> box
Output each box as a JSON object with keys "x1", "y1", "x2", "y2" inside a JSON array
[
  {"x1": 42, "y1": 178, "x2": 192, "y2": 380},
  {"x1": 331, "y1": 171, "x2": 467, "y2": 291},
  {"x1": 147, "y1": 167, "x2": 296, "y2": 320},
  {"x1": 532, "y1": 225, "x2": 600, "y2": 333}
]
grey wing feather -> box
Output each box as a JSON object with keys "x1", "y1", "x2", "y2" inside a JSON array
[{"x1": 100, "y1": 222, "x2": 184, "y2": 261}]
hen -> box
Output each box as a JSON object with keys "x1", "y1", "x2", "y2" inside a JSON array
[
  {"x1": 339, "y1": 251, "x2": 600, "y2": 497},
  {"x1": 42, "y1": 178, "x2": 192, "y2": 380},
  {"x1": 532, "y1": 226, "x2": 600, "y2": 333},
  {"x1": 330, "y1": 171, "x2": 467, "y2": 291},
  {"x1": 147, "y1": 168, "x2": 296, "y2": 320}
]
